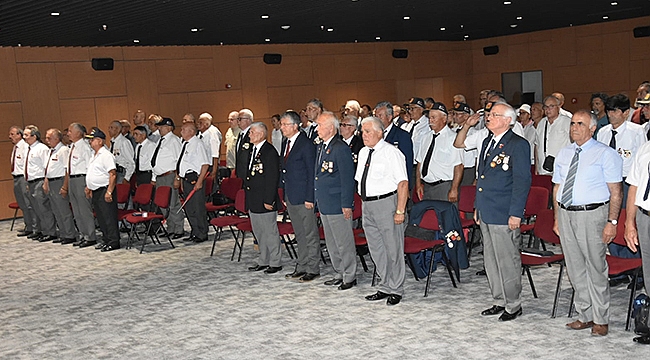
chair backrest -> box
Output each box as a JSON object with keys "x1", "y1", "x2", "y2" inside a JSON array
[
  {"x1": 533, "y1": 209, "x2": 560, "y2": 245},
  {"x1": 611, "y1": 209, "x2": 627, "y2": 247},
  {"x1": 419, "y1": 209, "x2": 440, "y2": 231},
  {"x1": 153, "y1": 186, "x2": 172, "y2": 209},
  {"x1": 524, "y1": 186, "x2": 550, "y2": 217},
  {"x1": 221, "y1": 177, "x2": 243, "y2": 201},
  {"x1": 531, "y1": 174, "x2": 553, "y2": 194},
  {"x1": 133, "y1": 183, "x2": 154, "y2": 207},
  {"x1": 234, "y1": 189, "x2": 247, "y2": 214},
  {"x1": 115, "y1": 183, "x2": 131, "y2": 204},
  {"x1": 458, "y1": 185, "x2": 476, "y2": 213},
  {"x1": 352, "y1": 192, "x2": 362, "y2": 220},
  {"x1": 203, "y1": 176, "x2": 214, "y2": 196}
]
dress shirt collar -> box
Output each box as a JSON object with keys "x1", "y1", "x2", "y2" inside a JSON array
[
  {"x1": 288, "y1": 132, "x2": 300, "y2": 143},
  {"x1": 571, "y1": 138, "x2": 596, "y2": 152},
  {"x1": 383, "y1": 123, "x2": 393, "y2": 138}
]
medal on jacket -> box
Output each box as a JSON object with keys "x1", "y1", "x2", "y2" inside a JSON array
[{"x1": 502, "y1": 156, "x2": 510, "y2": 171}]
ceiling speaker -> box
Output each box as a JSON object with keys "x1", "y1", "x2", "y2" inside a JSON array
[
  {"x1": 633, "y1": 26, "x2": 650, "y2": 38},
  {"x1": 483, "y1": 46, "x2": 499, "y2": 56},
  {"x1": 263, "y1": 53, "x2": 282, "y2": 65},
  {"x1": 392, "y1": 49, "x2": 408, "y2": 59},
  {"x1": 91, "y1": 58, "x2": 114, "y2": 71}
]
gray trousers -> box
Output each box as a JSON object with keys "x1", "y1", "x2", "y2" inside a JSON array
[
  {"x1": 68, "y1": 176, "x2": 97, "y2": 241},
  {"x1": 321, "y1": 213, "x2": 356, "y2": 283},
  {"x1": 479, "y1": 216, "x2": 522, "y2": 313},
  {"x1": 461, "y1": 166, "x2": 476, "y2": 186},
  {"x1": 286, "y1": 199, "x2": 321, "y2": 274},
  {"x1": 26, "y1": 179, "x2": 56, "y2": 236},
  {"x1": 636, "y1": 209, "x2": 650, "y2": 293},
  {"x1": 155, "y1": 173, "x2": 184, "y2": 235},
  {"x1": 250, "y1": 211, "x2": 282, "y2": 267},
  {"x1": 558, "y1": 206, "x2": 610, "y2": 325},
  {"x1": 362, "y1": 194, "x2": 405, "y2": 295},
  {"x1": 182, "y1": 179, "x2": 208, "y2": 240},
  {"x1": 47, "y1": 178, "x2": 76, "y2": 239},
  {"x1": 13, "y1": 176, "x2": 36, "y2": 232},
  {"x1": 423, "y1": 180, "x2": 458, "y2": 207}
]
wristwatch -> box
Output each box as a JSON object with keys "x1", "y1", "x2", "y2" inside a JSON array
[
  {"x1": 395, "y1": 210, "x2": 405, "y2": 215},
  {"x1": 607, "y1": 219, "x2": 618, "y2": 225}
]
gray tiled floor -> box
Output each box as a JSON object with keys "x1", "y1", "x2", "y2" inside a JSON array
[{"x1": 0, "y1": 219, "x2": 647, "y2": 359}]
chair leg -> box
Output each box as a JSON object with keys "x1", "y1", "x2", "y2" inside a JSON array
[
  {"x1": 525, "y1": 266, "x2": 538, "y2": 298},
  {"x1": 626, "y1": 269, "x2": 640, "y2": 331},
  {"x1": 568, "y1": 288, "x2": 575, "y2": 317},
  {"x1": 551, "y1": 263, "x2": 564, "y2": 318},
  {"x1": 10, "y1": 208, "x2": 18, "y2": 231},
  {"x1": 440, "y1": 250, "x2": 457, "y2": 288},
  {"x1": 424, "y1": 249, "x2": 436, "y2": 297},
  {"x1": 357, "y1": 247, "x2": 369, "y2": 272},
  {"x1": 210, "y1": 227, "x2": 223, "y2": 257}
]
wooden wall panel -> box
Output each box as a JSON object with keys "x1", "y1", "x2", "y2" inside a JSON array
[
  {"x1": 95, "y1": 97, "x2": 129, "y2": 131},
  {"x1": 125, "y1": 61, "x2": 160, "y2": 116},
  {"x1": 335, "y1": 83, "x2": 358, "y2": 108},
  {"x1": 56, "y1": 61, "x2": 127, "y2": 99},
  {"x1": 312, "y1": 55, "x2": 337, "y2": 84},
  {"x1": 313, "y1": 84, "x2": 338, "y2": 112},
  {"x1": 396, "y1": 79, "x2": 416, "y2": 106},
  {"x1": 16, "y1": 63, "x2": 61, "y2": 130},
  {"x1": 267, "y1": 88, "x2": 293, "y2": 116},
  {"x1": 357, "y1": 80, "x2": 396, "y2": 106},
  {"x1": 630, "y1": 36, "x2": 650, "y2": 61},
  {"x1": 59, "y1": 99, "x2": 97, "y2": 130},
  {"x1": 0, "y1": 180, "x2": 19, "y2": 219},
  {"x1": 213, "y1": 46, "x2": 242, "y2": 90},
  {"x1": 156, "y1": 59, "x2": 216, "y2": 94},
  {"x1": 601, "y1": 32, "x2": 630, "y2": 92},
  {"x1": 89, "y1": 47, "x2": 124, "y2": 60},
  {"x1": 265, "y1": 56, "x2": 313, "y2": 87},
  {"x1": 14, "y1": 47, "x2": 89, "y2": 63},
  {"x1": 506, "y1": 44, "x2": 530, "y2": 70},
  {"x1": 0, "y1": 142, "x2": 15, "y2": 180},
  {"x1": 212, "y1": 90, "x2": 244, "y2": 120},
  {"x1": 290, "y1": 85, "x2": 317, "y2": 111},
  {"x1": 335, "y1": 54, "x2": 376, "y2": 83},
  {"x1": 183, "y1": 46, "x2": 213, "y2": 59},
  {"x1": 122, "y1": 46, "x2": 185, "y2": 61},
  {"x1": 158, "y1": 93, "x2": 189, "y2": 124},
  {"x1": 240, "y1": 57, "x2": 269, "y2": 118},
  {"x1": 0, "y1": 102, "x2": 24, "y2": 131},
  {"x1": 0, "y1": 48, "x2": 21, "y2": 102}
]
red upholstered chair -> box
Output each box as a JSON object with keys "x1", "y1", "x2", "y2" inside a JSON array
[
  {"x1": 458, "y1": 185, "x2": 479, "y2": 258},
  {"x1": 531, "y1": 174, "x2": 553, "y2": 195},
  {"x1": 210, "y1": 189, "x2": 247, "y2": 257},
  {"x1": 118, "y1": 183, "x2": 154, "y2": 230},
  {"x1": 206, "y1": 177, "x2": 243, "y2": 218},
  {"x1": 125, "y1": 186, "x2": 175, "y2": 253},
  {"x1": 276, "y1": 188, "x2": 298, "y2": 259},
  {"x1": 403, "y1": 210, "x2": 457, "y2": 297},
  {"x1": 520, "y1": 186, "x2": 550, "y2": 247},
  {"x1": 8, "y1": 201, "x2": 20, "y2": 231}
]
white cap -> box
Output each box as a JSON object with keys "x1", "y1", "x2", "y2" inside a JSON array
[{"x1": 517, "y1": 104, "x2": 531, "y2": 116}]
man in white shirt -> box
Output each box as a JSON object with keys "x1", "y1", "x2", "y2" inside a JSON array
[
  {"x1": 43, "y1": 128, "x2": 76, "y2": 244},
  {"x1": 452, "y1": 102, "x2": 480, "y2": 186},
  {"x1": 552, "y1": 92, "x2": 574, "y2": 119},
  {"x1": 535, "y1": 95, "x2": 571, "y2": 176},
  {"x1": 302, "y1": 99, "x2": 321, "y2": 141},
  {"x1": 224, "y1": 111, "x2": 241, "y2": 176},
  {"x1": 235, "y1": 109, "x2": 254, "y2": 180},
  {"x1": 271, "y1": 114, "x2": 283, "y2": 155},
  {"x1": 406, "y1": 97, "x2": 431, "y2": 159},
  {"x1": 108, "y1": 120, "x2": 135, "y2": 185},
  {"x1": 197, "y1": 112, "x2": 223, "y2": 180},
  {"x1": 132, "y1": 126, "x2": 156, "y2": 186},
  {"x1": 9, "y1": 126, "x2": 36, "y2": 237},
  {"x1": 518, "y1": 104, "x2": 536, "y2": 165}
]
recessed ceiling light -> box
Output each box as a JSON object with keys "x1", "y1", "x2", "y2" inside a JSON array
[
  {"x1": 460, "y1": 24, "x2": 464, "y2": 29},
  {"x1": 320, "y1": 25, "x2": 324, "y2": 30},
  {"x1": 133, "y1": 39, "x2": 140, "y2": 43},
  {"x1": 281, "y1": 25, "x2": 290, "y2": 30},
  {"x1": 102, "y1": 24, "x2": 107, "y2": 30},
  {"x1": 51, "y1": 12, "x2": 60, "y2": 16},
  {"x1": 503, "y1": 1, "x2": 512, "y2": 4},
  {"x1": 261, "y1": 15, "x2": 269, "y2": 19},
  {"x1": 440, "y1": 27, "x2": 446, "y2": 31},
  {"x1": 327, "y1": 28, "x2": 334, "y2": 32},
  {"x1": 403, "y1": 16, "x2": 410, "y2": 20},
  {"x1": 510, "y1": 24, "x2": 518, "y2": 28},
  {"x1": 375, "y1": 36, "x2": 381, "y2": 40},
  {"x1": 611, "y1": 1, "x2": 618, "y2": 5},
  {"x1": 354, "y1": 39, "x2": 358, "y2": 43},
  {"x1": 191, "y1": 28, "x2": 198, "y2": 32},
  {"x1": 516, "y1": 16, "x2": 522, "y2": 20},
  {"x1": 603, "y1": 16, "x2": 609, "y2": 19},
  {"x1": 464, "y1": 34, "x2": 469, "y2": 38},
  {"x1": 220, "y1": 42, "x2": 224, "y2": 45},
  {"x1": 265, "y1": 38, "x2": 271, "y2": 42},
  {"x1": 18, "y1": 43, "x2": 22, "y2": 47}
]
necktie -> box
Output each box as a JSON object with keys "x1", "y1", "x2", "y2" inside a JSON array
[
  {"x1": 135, "y1": 144, "x2": 141, "y2": 173},
  {"x1": 284, "y1": 140, "x2": 291, "y2": 162},
  {"x1": 560, "y1": 147, "x2": 582, "y2": 206},
  {"x1": 249, "y1": 146, "x2": 258, "y2": 170},
  {"x1": 11, "y1": 145, "x2": 17, "y2": 173},
  {"x1": 68, "y1": 143, "x2": 75, "y2": 174},
  {"x1": 646, "y1": 126, "x2": 650, "y2": 141},
  {"x1": 176, "y1": 141, "x2": 188, "y2": 175},
  {"x1": 643, "y1": 166, "x2": 650, "y2": 201},
  {"x1": 317, "y1": 143, "x2": 325, "y2": 165},
  {"x1": 199, "y1": 134, "x2": 203, "y2": 139},
  {"x1": 24, "y1": 146, "x2": 31, "y2": 181},
  {"x1": 110, "y1": 140, "x2": 115, "y2": 153},
  {"x1": 360, "y1": 148, "x2": 375, "y2": 200},
  {"x1": 421, "y1": 133, "x2": 439, "y2": 178},
  {"x1": 151, "y1": 137, "x2": 163, "y2": 167},
  {"x1": 485, "y1": 139, "x2": 496, "y2": 161},
  {"x1": 44, "y1": 148, "x2": 55, "y2": 177},
  {"x1": 609, "y1": 130, "x2": 617, "y2": 149},
  {"x1": 236, "y1": 132, "x2": 244, "y2": 152}
]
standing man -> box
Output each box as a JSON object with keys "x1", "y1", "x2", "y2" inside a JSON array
[
  {"x1": 415, "y1": 102, "x2": 463, "y2": 202},
  {"x1": 150, "y1": 117, "x2": 184, "y2": 239},
  {"x1": 530, "y1": 102, "x2": 544, "y2": 128},
  {"x1": 279, "y1": 111, "x2": 321, "y2": 282},
  {"x1": 85, "y1": 128, "x2": 121, "y2": 252},
  {"x1": 475, "y1": 102, "x2": 531, "y2": 321},
  {"x1": 339, "y1": 115, "x2": 364, "y2": 167},
  {"x1": 518, "y1": 104, "x2": 536, "y2": 166},
  {"x1": 107, "y1": 120, "x2": 135, "y2": 185},
  {"x1": 176, "y1": 122, "x2": 210, "y2": 243},
  {"x1": 23, "y1": 125, "x2": 57, "y2": 242},
  {"x1": 65, "y1": 123, "x2": 97, "y2": 246},
  {"x1": 43, "y1": 128, "x2": 76, "y2": 244},
  {"x1": 405, "y1": 97, "x2": 430, "y2": 160},
  {"x1": 235, "y1": 109, "x2": 254, "y2": 180},
  {"x1": 314, "y1": 112, "x2": 357, "y2": 290},
  {"x1": 147, "y1": 114, "x2": 161, "y2": 143},
  {"x1": 132, "y1": 126, "x2": 156, "y2": 186},
  {"x1": 120, "y1": 119, "x2": 136, "y2": 149},
  {"x1": 225, "y1": 111, "x2": 241, "y2": 177},
  {"x1": 197, "y1": 112, "x2": 222, "y2": 180},
  {"x1": 358, "y1": 117, "x2": 409, "y2": 305},
  {"x1": 452, "y1": 102, "x2": 479, "y2": 185},
  {"x1": 535, "y1": 95, "x2": 571, "y2": 176},
  {"x1": 244, "y1": 123, "x2": 282, "y2": 274},
  {"x1": 270, "y1": 114, "x2": 283, "y2": 154},
  {"x1": 374, "y1": 101, "x2": 414, "y2": 188},
  {"x1": 303, "y1": 99, "x2": 322, "y2": 141},
  {"x1": 591, "y1": 93, "x2": 609, "y2": 138},
  {"x1": 133, "y1": 110, "x2": 148, "y2": 134},
  {"x1": 553, "y1": 110, "x2": 623, "y2": 336},
  {"x1": 9, "y1": 126, "x2": 36, "y2": 237}
]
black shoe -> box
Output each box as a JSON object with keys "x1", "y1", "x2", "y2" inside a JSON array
[
  {"x1": 17, "y1": 230, "x2": 33, "y2": 237},
  {"x1": 95, "y1": 243, "x2": 105, "y2": 250},
  {"x1": 324, "y1": 278, "x2": 343, "y2": 286},
  {"x1": 609, "y1": 276, "x2": 630, "y2": 287},
  {"x1": 72, "y1": 240, "x2": 84, "y2": 246},
  {"x1": 193, "y1": 237, "x2": 207, "y2": 243},
  {"x1": 299, "y1": 273, "x2": 320, "y2": 282},
  {"x1": 172, "y1": 233, "x2": 185, "y2": 239},
  {"x1": 264, "y1": 266, "x2": 283, "y2": 274},
  {"x1": 101, "y1": 244, "x2": 120, "y2": 252},
  {"x1": 387, "y1": 294, "x2": 402, "y2": 306},
  {"x1": 498, "y1": 308, "x2": 522, "y2": 321},
  {"x1": 52, "y1": 238, "x2": 63, "y2": 243},
  {"x1": 183, "y1": 236, "x2": 196, "y2": 242},
  {"x1": 119, "y1": 227, "x2": 131, "y2": 233},
  {"x1": 286, "y1": 271, "x2": 306, "y2": 279},
  {"x1": 365, "y1": 291, "x2": 390, "y2": 301},
  {"x1": 61, "y1": 238, "x2": 76, "y2": 245},
  {"x1": 338, "y1": 279, "x2": 357, "y2": 290},
  {"x1": 78, "y1": 240, "x2": 97, "y2": 248},
  {"x1": 248, "y1": 265, "x2": 269, "y2": 272},
  {"x1": 633, "y1": 335, "x2": 650, "y2": 344},
  {"x1": 27, "y1": 232, "x2": 42, "y2": 239},
  {"x1": 481, "y1": 305, "x2": 506, "y2": 316},
  {"x1": 476, "y1": 269, "x2": 487, "y2": 276},
  {"x1": 38, "y1": 235, "x2": 57, "y2": 242}
]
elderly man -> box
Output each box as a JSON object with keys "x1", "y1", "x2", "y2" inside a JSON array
[
  {"x1": 475, "y1": 102, "x2": 531, "y2": 321},
  {"x1": 133, "y1": 126, "x2": 156, "y2": 186},
  {"x1": 133, "y1": 110, "x2": 148, "y2": 132},
  {"x1": 197, "y1": 112, "x2": 222, "y2": 180},
  {"x1": 374, "y1": 101, "x2": 414, "y2": 188},
  {"x1": 591, "y1": 93, "x2": 609, "y2": 138},
  {"x1": 107, "y1": 120, "x2": 135, "y2": 185},
  {"x1": 147, "y1": 114, "x2": 161, "y2": 143},
  {"x1": 415, "y1": 102, "x2": 463, "y2": 202},
  {"x1": 43, "y1": 128, "x2": 76, "y2": 244},
  {"x1": 65, "y1": 123, "x2": 97, "y2": 246},
  {"x1": 235, "y1": 109, "x2": 254, "y2": 180},
  {"x1": 632, "y1": 81, "x2": 650, "y2": 124},
  {"x1": 225, "y1": 111, "x2": 241, "y2": 176},
  {"x1": 552, "y1": 92, "x2": 573, "y2": 119},
  {"x1": 452, "y1": 102, "x2": 479, "y2": 185},
  {"x1": 344, "y1": 100, "x2": 361, "y2": 119},
  {"x1": 23, "y1": 125, "x2": 57, "y2": 242},
  {"x1": 270, "y1": 114, "x2": 283, "y2": 154},
  {"x1": 85, "y1": 128, "x2": 120, "y2": 252},
  {"x1": 358, "y1": 117, "x2": 409, "y2": 305},
  {"x1": 406, "y1": 97, "x2": 430, "y2": 154},
  {"x1": 120, "y1": 119, "x2": 136, "y2": 148},
  {"x1": 244, "y1": 123, "x2": 282, "y2": 274},
  {"x1": 279, "y1": 111, "x2": 321, "y2": 282},
  {"x1": 339, "y1": 115, "x2": 363, "y2": 166},
  {"x1": 530, "y1": 102, "x2": 544, "y2": 128},
  {"x1": 150, "y1": 117, "x2": 184, "y2": 239},
  {"x1": 182, "y1": 113, "x2": 195, "y2": 124},
  {"x1": 303, "y1": 99, "x2": 322, "y2": 140},
  {"x1": 535, "y1": 95, "x2": 571, "y2": 176},
  {"x1": 176, "y1": 122, "x2": 210, "y2": 243},
  {"x1": 314, "y1": 111, "x2": 357, "y2": 290},
  {"x1": 9, "y1": 126, "x2": 36, "y2": 237},
  {"x1": 518, "y1": 104, "x2": 536, "y2": 165},
  {"x1": 553, "y1": 110, "x2": 623, "y2": 336}
]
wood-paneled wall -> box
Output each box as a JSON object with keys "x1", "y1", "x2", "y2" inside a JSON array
[{"x1": 1, "y1": 16, "x2": 649, "y2": 219}]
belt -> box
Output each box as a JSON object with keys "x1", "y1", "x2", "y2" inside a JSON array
[
  {"x1": 158, "y1": 170, "x2": 175, "y2": 177},
  {"x1": 70, "y1": 174, "x2": 86, "y2": 178},
  {"x1": 12, "y1": 174, "x2": 24, "y2": 178},
  {"x1": 559, "y1": 201, "x2": 609, "y2": 211},
  {"x1": 641, "y1": 208, "x2": 650, "y2": 217},
  {"x1": 363, "y1": 190, "x2": 397, "y2": 202},
  {"x1": 27, "y1": 177, "x2": 44, "y2": 184},
  {"x1": 116, "y1": 165, "x2": 126, "y2": 173},
  {"x1": 136, "y1": 170, "x2": 152, "y2": 174},
  {"x1": 422, "y1": 179, "x2": 449, "y2": 186},
  {"x1": 47, "y1": 176, "x2": 64, "y2": 181}
]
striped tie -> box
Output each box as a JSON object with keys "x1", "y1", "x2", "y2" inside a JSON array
[{"x1": 560, "y1": 147, "x2": 582, "y2": 206}]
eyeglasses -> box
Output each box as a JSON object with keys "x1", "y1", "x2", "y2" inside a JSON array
[
  {"x1": 279, "y1": 122, "x2": 294, "y2": 127},
  {"x1": 340, "y1": 123, "x2": 356, "y2": 128},
  {"x1": 237, "y1": 117, "x2": 251, "y2": 121},
  {"x1": 485, "y1": 113, "x2": 506, "y2": 119},
  {"x1": 542, "y1": 104, "x2": 558, "y2": 110}
]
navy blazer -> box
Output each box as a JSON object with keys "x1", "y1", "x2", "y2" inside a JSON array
[
  {"x1": 384, "y1": 125, "x2": 414, "y2": 187},
  {"x1": 244, "y1": 141, "x2": 280, "y2": 213},
  {"x1": 280, "y1": 132, "x2": 316, "y2": 204},
  {"x1": 314, "y1": 137, "x2": 355, "y2": 215},
  {"x1": 235, "y1": 130, "x2": 252, "y2": 181},
  {"x1": 341, "y1": 134, "x2": 364, "y2": 168},
  {"x1": 475, "y1": 129, "x2": 531, "y2": 225}
]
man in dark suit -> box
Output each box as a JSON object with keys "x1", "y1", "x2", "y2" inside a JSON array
[
  {"x1": 279, "y1": 111, "x2": 321, "y2": 282},
  {"x1": 340, "y1": 115, "x2": 363, "y2": 168},
  {"x1": 314, "y1": 111, "x2": 357, "y2": 290},
  {"x1": 374, "y1": 101, "x2": 414, "y2": 188},
  {"x1": 244, "y1": 122, "x2": 282, "y2": 274},
  {"x1": 475, "y1": 102, "x2": 531, "y2": 321},
  {"x1": 235, "y1": 109, "x2": 254, "y2": 181}
]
